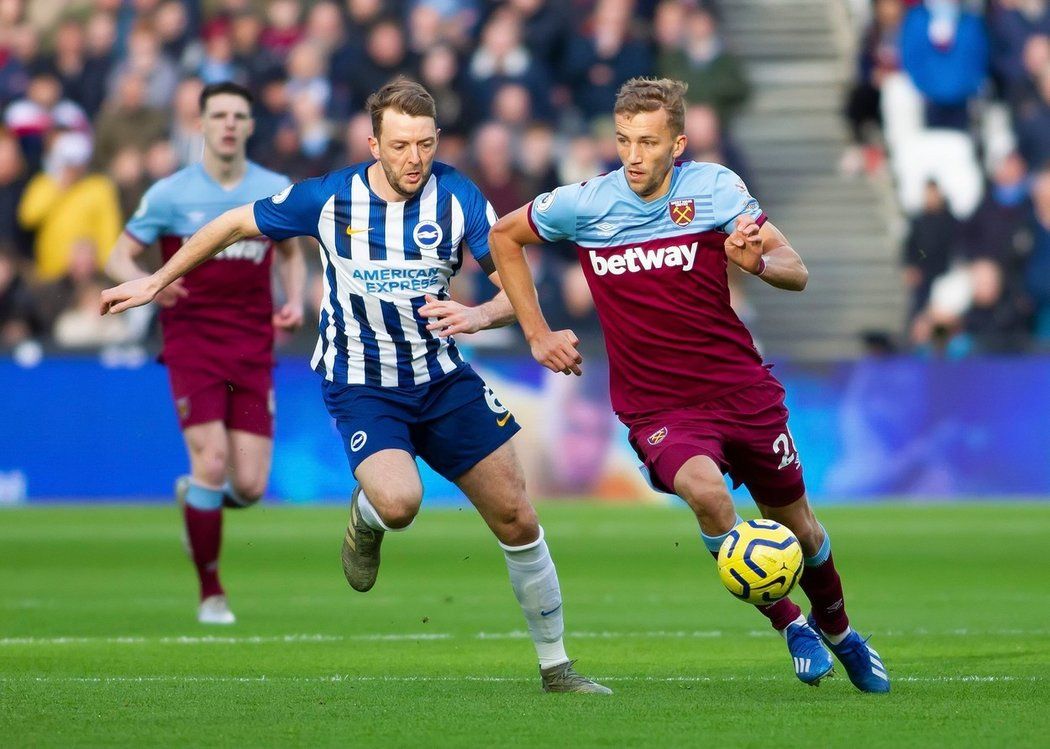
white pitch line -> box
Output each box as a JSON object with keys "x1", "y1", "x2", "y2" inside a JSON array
[
  {"x1": 0, "y1": 675, "x2": 1041, "y2": 685},
  {"x1": 2, "y1": 629, "x2": 1048, "y2": 647},
  {"x1": 0, "y1": 633, "x2": 450, "y2": 646}
]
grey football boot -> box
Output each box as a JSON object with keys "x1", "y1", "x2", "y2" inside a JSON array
[
  {"x1": 539, "y1": 660, "x2": 613, "y2": 694},
  {"x1": 341, "y1": 485, "x2": 384, "y2": 592}
]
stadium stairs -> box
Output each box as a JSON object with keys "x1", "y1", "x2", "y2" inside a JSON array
[{"x1": 723, "y1": 0, "x2": 906, "y2": 359}]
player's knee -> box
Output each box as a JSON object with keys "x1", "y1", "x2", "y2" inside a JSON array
[
  {"x1": 491, "y1": 502, "x2": 539, "y2": 546},
  {"x1": 368, "y1": 486, "x2": 422, "y2": 529},
  {"x1": 675, "y1": 470, "x2": 734, "y2": 528},
  {"x1": 230, "y1": 476, "x2": 265, "y2": 505},
  {"x1": 192, "y1": 446, "x2": 228, "y2": 487}
]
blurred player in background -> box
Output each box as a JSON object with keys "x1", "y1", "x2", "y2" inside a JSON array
[
  {"x1": 490, "y1": 77, "x2": 890, "y2": 693},
  {"x1": 105, "y1": 82, "x2": 306, "y2": 625},
  {"x1": 100, "y1": 79, "x2": 609, "y2": 694}
]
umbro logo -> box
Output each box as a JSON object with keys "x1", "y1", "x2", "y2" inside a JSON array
[
  {"x1": 188, "y1": 211, "x2": 206, "y2": 224},
  {"x1": 596, "y1": 222, "x2": 617, "y2": 235}
]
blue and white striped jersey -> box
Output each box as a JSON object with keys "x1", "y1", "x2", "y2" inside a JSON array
[{"x1": 253, "y1": 161, "x2": 497, "y2": 387}]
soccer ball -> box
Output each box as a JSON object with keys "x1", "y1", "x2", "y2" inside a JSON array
[{"x1": 717, "y1": 519, "x2": 803, "y2": 605}]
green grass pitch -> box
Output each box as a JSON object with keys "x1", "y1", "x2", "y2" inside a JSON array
[{"x1": 2, "y1": 502, "x2": 1048, "y2": 747}]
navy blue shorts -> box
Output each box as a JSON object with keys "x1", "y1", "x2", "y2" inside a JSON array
[{"x1": 321, "y1": 365, "x2": 521, "y2": 481}]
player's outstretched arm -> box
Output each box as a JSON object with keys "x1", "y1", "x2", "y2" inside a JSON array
[
  {"x1": 489, "y1": 206, "x2": 582, "y2": 376},
  {"x1": 100, "y1": 204, "x2": 261, "y2": 315},
  {"x1": 273, "y1": 237, "x2": 307, "y2": 330},
  {"x1": 724, "y1": 216, "x2": 808, "y2": 292},
  {"x1": 104, "y1": 232, "x2": 188, "y2": 308}
]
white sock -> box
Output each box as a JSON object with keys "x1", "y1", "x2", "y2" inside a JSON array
[
  {"x1": 779, "y1": 614, "x2": 808, "y2": 638},
  {"x1": 823, "y1": 625, "x2": 852, "y2": 646},
  {"x1": 355, "y1": 490, "x2": 404, "y2": 533},
  {"x1": 500, "y1": 527, "x2": 569, "y2": 669}
]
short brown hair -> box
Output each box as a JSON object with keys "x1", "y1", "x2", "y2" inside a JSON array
[
  {"x1": 613, "y1": 78, "x2": 688, "y2": 136},
  {"x1": 366, "y1": 78, "x2": 437, "y2": 139}
]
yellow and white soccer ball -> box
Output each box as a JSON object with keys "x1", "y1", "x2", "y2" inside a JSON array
[{"x1": 717, "y1": 519, "x2": 803, "y2": 605}]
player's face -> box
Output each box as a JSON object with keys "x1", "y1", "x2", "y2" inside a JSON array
[
  {"x1": 369, "y1": 110, "x2": 439, "y2": 198},
  {"x1": 615, "y1": 109, "x2": 687, "y2": 200},
  {"x1": 200, "y1": 93, "x2": 254, "y2": 160}
]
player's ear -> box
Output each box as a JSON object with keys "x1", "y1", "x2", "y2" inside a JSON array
[
  {"x1": 368, "y1": 135, "x2": 380, "y2": 160},
  {"x1": 672, "y1": 132, "x2": 687, "y2": 160}
]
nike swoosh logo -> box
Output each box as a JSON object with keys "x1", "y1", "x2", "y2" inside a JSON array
[
  {"x1": 540, "y1": 604, "x2": 562, "y2": 617},
  {"x1": 496, "y1": 412, "x2": 511, "y2": 427},
  {"x1": 346, "y1": 226, "x2": 371, "y2": 236}
]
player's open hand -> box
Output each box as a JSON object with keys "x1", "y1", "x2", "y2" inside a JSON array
[
  {"x1": 420, "y1": 294, "x2": 485, "y2": 337},
  {"x1": 724, "y1": 215, "x2": 764, "y2": 274},
  {"x1": 154, "y1": 278, "x2": 189, "y2": 308},
  {"x1": 529, "y1": 328, "x2": 583, "y2": 376},
  {"x1": 99, "y1": 275, "x2": 161, "y2": 316},
  {"x1": 273, "y1": 301, "x2": 305, "y2": 330}
]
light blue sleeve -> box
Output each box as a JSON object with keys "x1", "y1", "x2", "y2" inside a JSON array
[
  {"x1": 252, "y1": 177, "x2": 326, "y2": 241},
  {"x1": 124, "y1": 180, "x2": 173, "y2": 245},
  {"x1": 711, "y1": 166, "x2": 764, "y2": 234},
  {"x1": 528, "y1": 183, "x2": 583, "y2": 242}
]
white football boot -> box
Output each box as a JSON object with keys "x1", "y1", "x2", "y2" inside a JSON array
[{"x1": 197, "y1": 594, "x2": 236, "y2": 625}]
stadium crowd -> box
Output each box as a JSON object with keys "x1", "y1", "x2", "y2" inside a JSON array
[
  {"x1": 3, "y1": 0, "x2": 1048, "y2": 359},
  {"x1": 0, "y1": 0, "x2": 754, "y2": 357},
  {"x1": 843, "y1": 0, "x2": 1050, "y2": 354}
]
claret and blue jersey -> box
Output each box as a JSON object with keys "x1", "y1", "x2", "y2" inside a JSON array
[
  {"x1": 253, "y1": 161, "x2": 497, "y2": 388},
  {"x1": 527, "y1": 161, "x2": 771, "y2": 415}
]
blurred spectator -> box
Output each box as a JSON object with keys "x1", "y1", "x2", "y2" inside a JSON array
[
  {"x1": 144, "y1": 139, "x2": 178, "y2": 182},
  {"x1": 288, "y1": 90, "x2": 338, "y2": 177},
  {"x1": 900, "y1": 0, "x2": 989, "y2": 130},
  {"x1": 656, "y1": 3, "x2": 750, "y2": 124},
  {"x1": 230, "y1": 10, "x2": 282, "y2": 89},
  {"x1": 109, "y1": 145, "x2": 147, "y2": 219},
  {"x1": 490, "y1": 82, "x2": 533, "y2": 132},
  {"x1": 260, "y1": 0, "x2": 304, "y2": 59},
  {"x1": 988, "y1": 0, "x2": 1050, "y2": 103},
  {"x1": 0, "y1": 23, "x2": 37, "y2": 109},
  {"x1": 468, "y1": 8, "x2": 551, "y2": 121},
  {"x1": 964, "y1": 152, "x2": 1032, "y2": 265},
  {"x1": 285, "y1": 41, "x2": 331, "y2": 112},
  {"x1": 0, "y1": 244, "x2": 35, "y2": 348},
  {"x1": 962, "y1": 256, "x2": 1031, "y2": 352},
  {"x1": 340, "y1": 112, "x2": 374, "y2": 166},
  {"x1": 92, "y1": 72, "x2": 169, "y2": 170},
  {"x1": 170, "y1": 77, "x2": 205, "y2": 166},
  {"x1": 902, "y1": 180, "x2": 960, "y2": 318},
  {"x1": 564, "y1": 0, "x2": 651, "y2": 123},
  {"x1": 1013, "y1": 65, "x2": 1050, "y2": 166},
  {"x1": 559, "y1": 133, "x2": 602, "y2": 185},
  {"x1": 17, "y1": 131, "x2": 121, "y2": 282},
  {"x1": 350, "y1": 18, "x2": 415, "y2": 106},
  {"x1": 0, "y1": 129, "x2": 30, "y2": 258},
  {"x1": 419, "y1": 43, "x2": 470, "y2": 134},
  {"x1": 191, "y1": 23, "x2": 246, "y2": 85},
  {"x1": 1025, "y1": 167, "x2": 1050, "y2": 341},
  {"x1": 518, "y1": 122, "x2": 559, "y2": 197},
  {"x1": 469, "y1": 121, "x2": 526, "y2": 217},
  {"x1": 249, "y1": 74, "x2": 289, "y2": 164},
  {"x1": 106, "y1": 26, "x2": 179, "y2": 110},
  {"x1": 50, "y1": 238, "x2": 129, "y2": 348},
  {"x1": 44, "y1": 21, "x2": 92, "y2": 116},
  {"x1": 510, "y1": 0, "x2": 570, "y2": 64},
  {"x1": 842, "y1": 0, "x2": 903, "y2": 175},
  {"x1": 684, "y1": 103, "x2": 752, "y2": 185},
  {"x1": 3, "y1": 70, "x2": 90, "y2": 171},
  {"x1": 154, "y1": 1, "x2": 195, "y2": 63},
  {"x1": 79, "y1": 12, "x2": 119, "y2": 118}
]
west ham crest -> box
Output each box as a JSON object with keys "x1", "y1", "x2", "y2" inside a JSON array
[
  {"x1": 647, "y1": 427, "x2": 668, "y2": 446},
  {"x1": 669, "y1": 199, "x2": 695, "y2": 226}
]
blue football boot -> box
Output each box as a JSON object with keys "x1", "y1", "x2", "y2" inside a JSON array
[
  {"x1": 784, "y1": 619, "x2": 835, "y2": 685},
  {"x1": 808, "y1": 614, "x2": 890, "y2": 693}
]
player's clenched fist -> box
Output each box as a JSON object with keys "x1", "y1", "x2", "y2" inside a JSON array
[
  {"x1": 529, "y1": 329, "x2": 583, "y2": 376},
  {"x1": 724, "y1": 215, "x2": 764, "y2": 274},
  {"x1": 99, "y1": 275, "x2": 162, "y2": 315}
]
